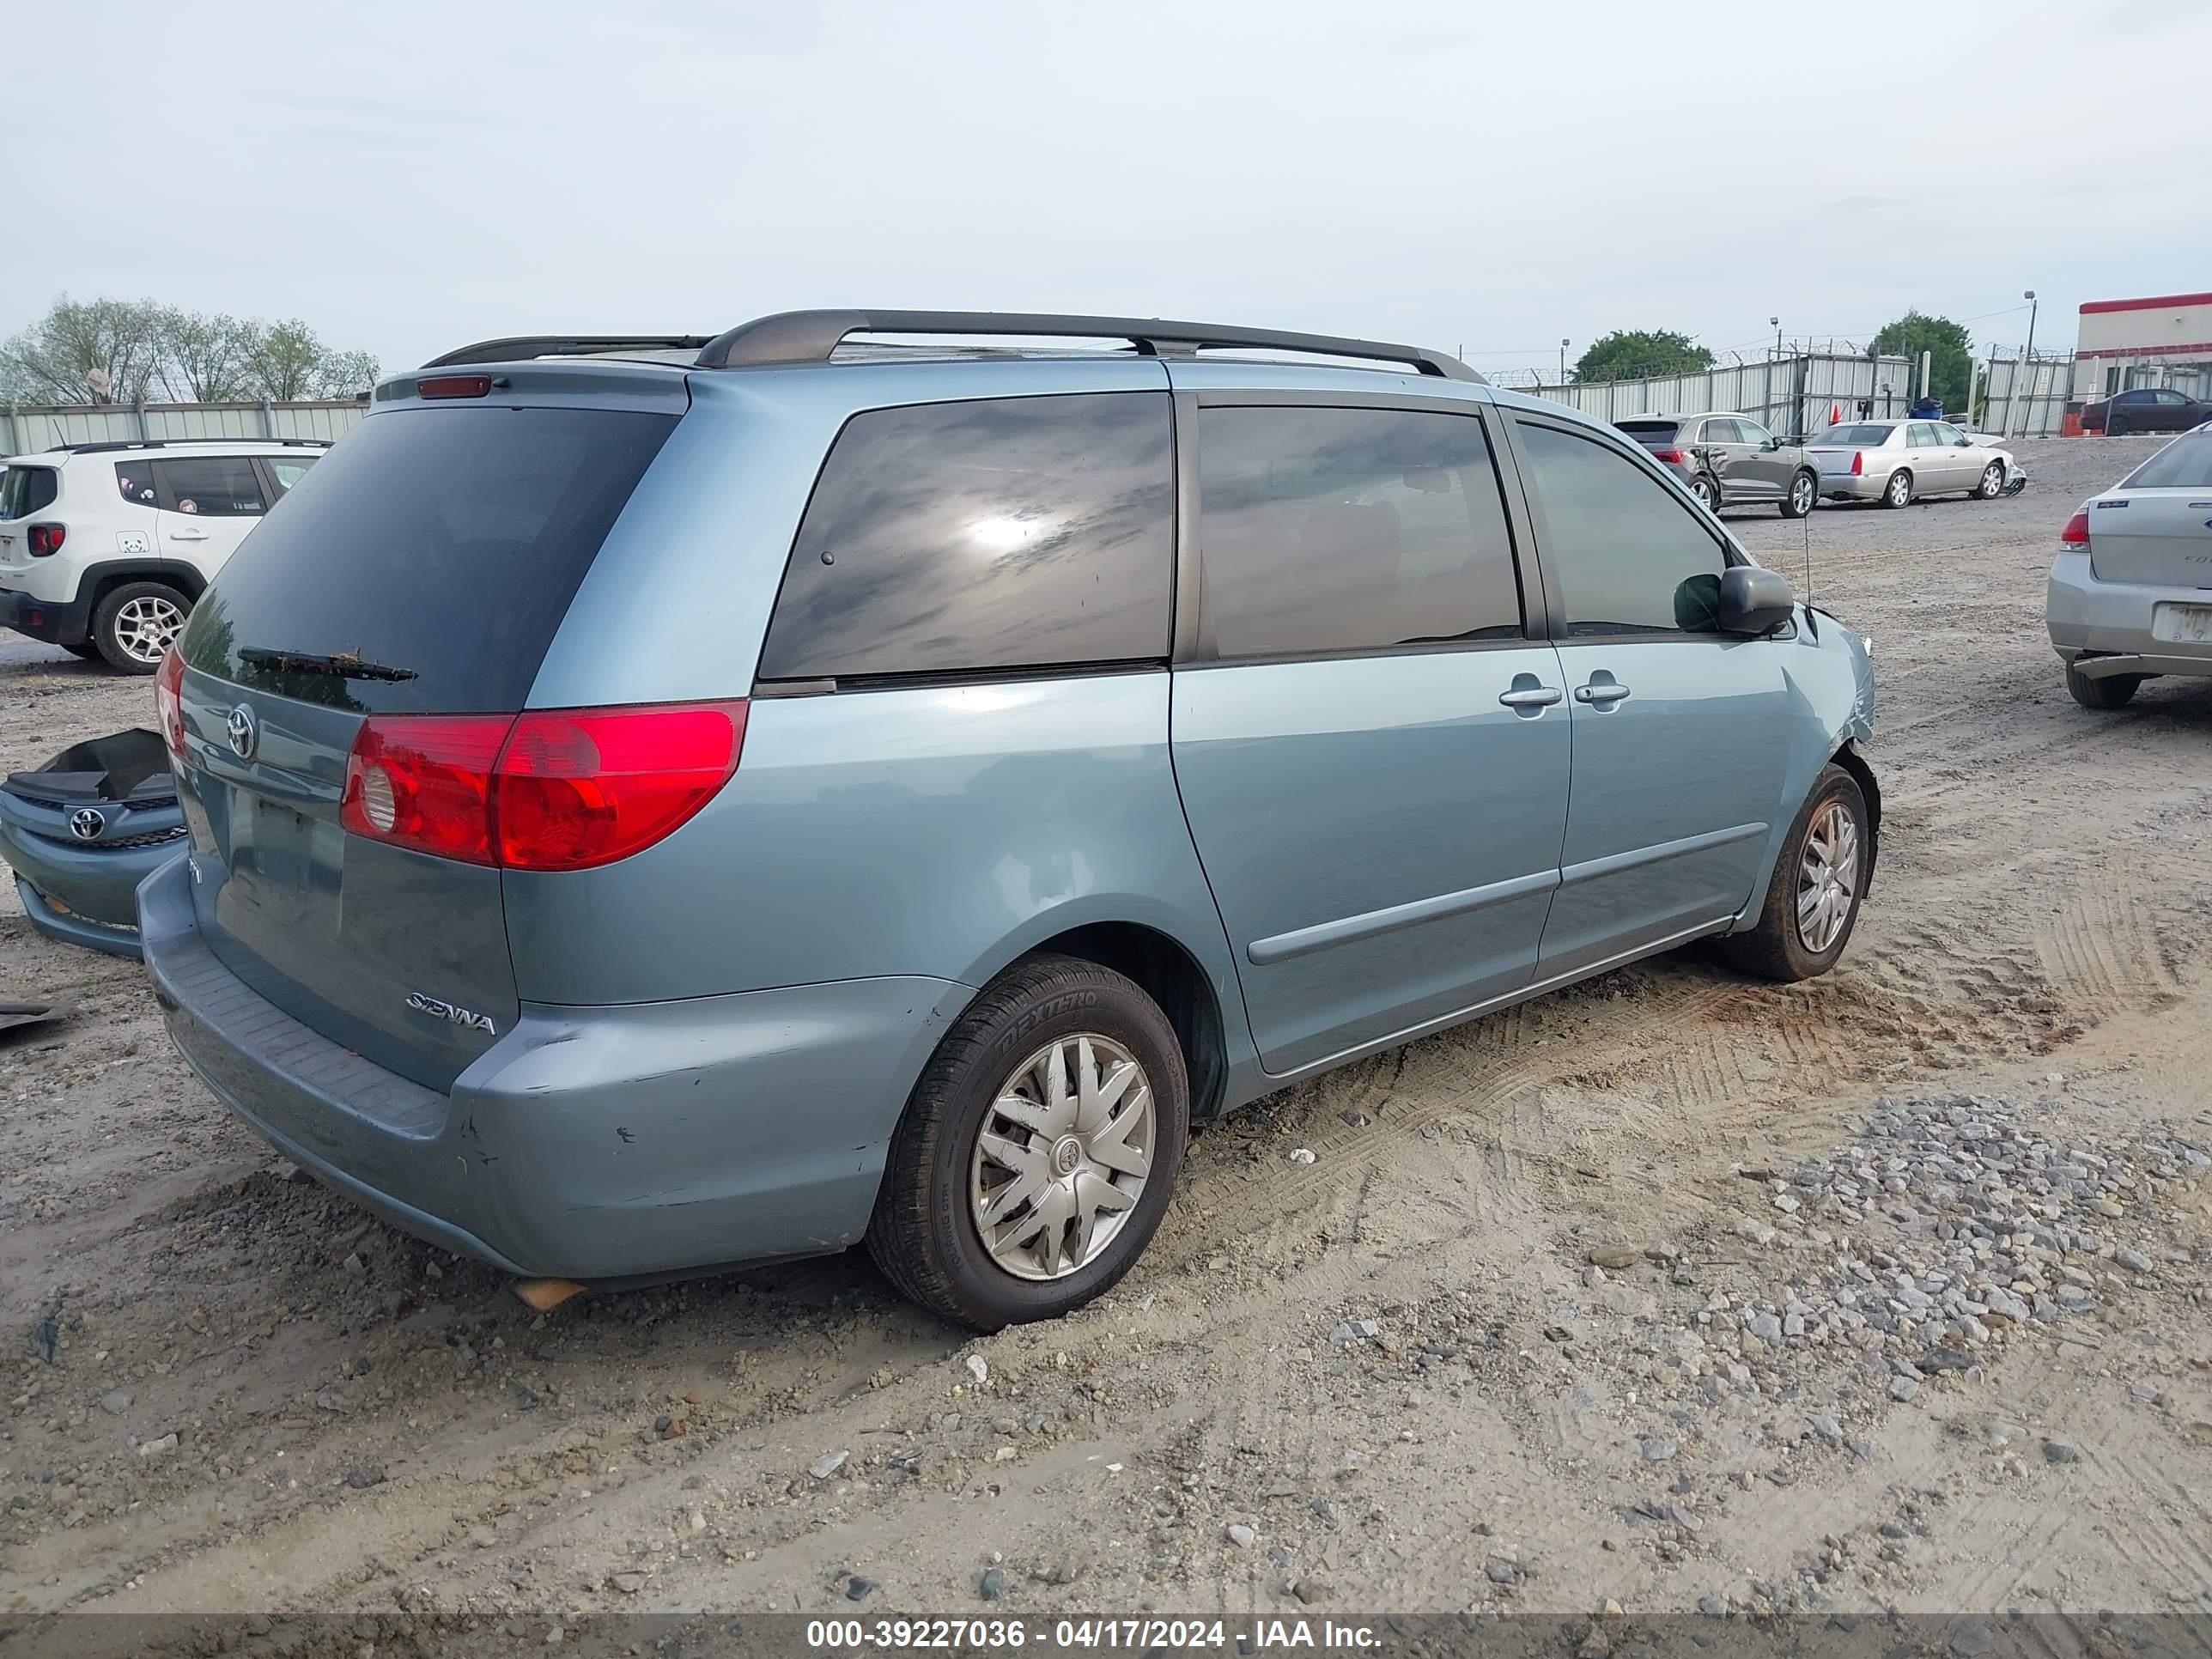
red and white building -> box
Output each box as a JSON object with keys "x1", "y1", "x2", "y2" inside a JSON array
[{"x1": 2072, "y1": 291, "x2": 2212, "y2": 400}]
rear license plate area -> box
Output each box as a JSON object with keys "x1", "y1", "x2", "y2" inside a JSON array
[{"x1": 2152, "y1": 604, "x2": 2212, "y2": 645}]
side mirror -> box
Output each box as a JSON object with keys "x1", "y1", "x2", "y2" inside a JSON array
[
  {"x1": 1955, "y1": 436, "x2": 1972, "y2": 447},
  {"x1": 1762, "y1": 436, "x2": 1782, "y2": 452},
  {"x1": 1717, "y1": 565, "x2": 1794, "y2": 635}
]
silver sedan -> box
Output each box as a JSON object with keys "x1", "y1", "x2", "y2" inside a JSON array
[{"x1": 1805, "y1": 418, "x2": 2014, "y2": 507}]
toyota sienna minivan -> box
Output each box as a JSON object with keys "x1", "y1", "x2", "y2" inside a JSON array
[{"x1": 144, "y1": 310, "x2": 1879, "y2": 1329}]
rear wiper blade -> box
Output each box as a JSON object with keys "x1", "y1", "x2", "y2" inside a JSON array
[{"x1": 238, "y1": 646, "x2": 419, "y2": 683}]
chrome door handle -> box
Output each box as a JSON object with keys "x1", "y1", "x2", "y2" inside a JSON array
[
  {"x1": 1498, "y1": 685, "x2": 1563, "y2": 708},
  {"x1": 1575, "y1": 683, "x2": 1632, "y2": 704}
]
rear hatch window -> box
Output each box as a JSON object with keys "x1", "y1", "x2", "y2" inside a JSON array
[
  {"x1": 181, "y1": 406, "x2": 678, "y2": 713},
  {"x1": 1615, "y1": 421, "x2": 1680, "y2": 445},
  {"x1": 0, "y1": 464, "x2": 58, "y2": 518}
]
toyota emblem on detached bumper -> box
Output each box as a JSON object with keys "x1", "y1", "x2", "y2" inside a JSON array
[
  {"x1": 68, "y1": 807, "x2": 106, "y2": 842},
  {"x1": 227, "y1": 703, "x2": 258, "y2": 761}
]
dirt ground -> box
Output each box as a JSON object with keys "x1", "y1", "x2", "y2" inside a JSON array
[{"x1": 3, "y1": 435, "x2": 2209, "y2": 1632}]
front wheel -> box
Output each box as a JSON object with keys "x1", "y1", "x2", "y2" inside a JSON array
[
  {"x1": 1781, "y1": 470, "x2": 1816, "y2": 518},
  {"x1": 1881, "y1": 469, "x2": 1913, "y2": 509},
  {"x1": 1722, "y1": 763, "x2": 1870, "y2": 983},
  {"x1": 2065, "y1": 663, "x2": 2142, "y2": 709},
  {"x1": 91, "y1": 581, "x2": 191, "y2": 674},
  {"x1": 1975, "y1": 461, "x2": 2004, "y2": 499},
  {"x1": 867, "y1": 954, "x2": 1189, "y2": 1329}
]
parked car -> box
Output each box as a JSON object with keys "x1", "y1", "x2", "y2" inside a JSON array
[
  {"x1": 0, "y1": 438, "x2": 326, "y2": 672},
  {"x1": 0, "y1": 728, "x2": 185, "y2": 957},
  {"x1": 2047, "y1": 422, "x2": 2212, "y2": 708},
  {"x1": 143, "y1": 310, "x2": 1879, "y2": 1330},
  {"x1": 1804, "y1": 419, "x2": 2014, "y2": 507},
  {"x1": 1616, "y1": 411, "x2": 1819, "y2": 518},
  {"x1": 2081, "y1": 386, "x2": 2212, "y2": 436}
]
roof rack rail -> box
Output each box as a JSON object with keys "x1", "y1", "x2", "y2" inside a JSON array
[
  {"x1": 690, "y1": 310, "x2": 1482, "y2": 382},
  {"x1": 46, "y1": 437, "x2": 331, "y2": 456},
  {"x1": 421, "y1": 335, "x2": 714, "y2": 368}
]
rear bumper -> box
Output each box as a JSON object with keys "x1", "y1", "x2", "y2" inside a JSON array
[
  {"x1": 0, "y1": 584, "x2": 93, "y2": 647},
  {"x1": 2046, "y1": 550, "x2": 2212, "y2": 678},
  {"x1": 1819, "y1": 473, "x2": 1887, "y2": 501},
  {"x1": 138, "y1": 855, "x2": 973, "y2": 1280}
]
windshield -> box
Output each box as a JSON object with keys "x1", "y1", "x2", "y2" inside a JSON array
[
  {"x1": 1809, "y1": 424, "x2": 1896, "y2": 447},
  {"x1": 2122, "y1": 434, "x2": 2212, "y2": 490},
  {"x1": 180, "y1": 405, "x2": 677, "y2": 714}
]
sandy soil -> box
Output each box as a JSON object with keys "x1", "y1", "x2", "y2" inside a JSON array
[{"x1": 3, "y1": 436, "x2": 2208, "y2": 1632}]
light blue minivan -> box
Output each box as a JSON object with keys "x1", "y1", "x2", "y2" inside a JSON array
[{"x1": 143, "y1": 312, "x2": 1878, "y2": 1328}]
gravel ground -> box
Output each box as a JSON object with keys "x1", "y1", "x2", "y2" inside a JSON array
[{"x1": 3, "y1": 436, "x2": 2209, "y2": 1636}]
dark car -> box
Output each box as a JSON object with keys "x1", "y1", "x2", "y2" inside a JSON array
[{"x1": 2081, "y1": 386, "x2": 2212, "y2": 436}]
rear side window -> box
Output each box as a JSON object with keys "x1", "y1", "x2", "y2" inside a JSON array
[
  {"x1": 1195, "y1": 404, "x2": 1522, "y2": 660},
  {"x1": 758, "y1": 392, "x2": 1173, "y2": 682},
  {"x1": 114, "y1": 462, "x2": 159, "y2": 506},
  {"x1": 182, "y1": 406, "x2": 678, "y2": 714},
  {"x1": 154, "y1": 456, "x2": 266, "y2": 516},
  {"x1": 264, "y1": 454, "x2": 319, "y2": 496},
  {"x1": 0, "y1": 465, "x2": 57, "y2": 518},
  {"x1": 1699, "y1": 418, "x2": 1746, "y2": 444},
  {"x1": 2123, "y1": 434, "x2": 2212, "y2": 489},
  {"x1": 1515, "y1": 422, "x2": 1728, "y2": 636}
]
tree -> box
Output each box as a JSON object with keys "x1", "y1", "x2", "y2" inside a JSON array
[
  {"x1": 0, "y1": 295, "x2": 167, "y2": 404},
  {"x1": 1869, "y1": 310, "x2": 1972, "y2": 414},
  {"x1": 155, "y1": 308, "x2": 256, "y2": 401},
  {"x1": 1574, "y1": 329, "x2": 1715, "y2": 384},
  {"x1": 241, "y1": 319, "x2": 325, "y2": 401},
  {"x1": 313, "y1": 348, "x2": 381, "y2": 398}
]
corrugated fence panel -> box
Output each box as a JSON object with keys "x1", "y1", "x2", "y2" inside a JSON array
[
  {"x1": 1529, "y1": 355, "x2": 1917, "y2": 440},
  {"x1": 2, "y1": 399, "x2": 369, "y2": 453}
]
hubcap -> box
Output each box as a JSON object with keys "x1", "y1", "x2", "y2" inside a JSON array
[
  {"x1": 1796, "y1": 800, "x2": 1861, "y2": 955},
  {"x1": 1889, "y1": 474, "x2": 1910, "y2": 506},
  {"x1": 1693, "y1": 479, "x2": 1713, "y2": 506},
  {"x1": 1792, "y1": 477, "x2": 1813, "y2": 512},
  {"x1": 1983, "y1": 465, "x2": 2002, "y2": 495},
  {"x1": 114, "y1": 596, "x2": 184, "y2": 665},
  {"x1": 969, "y1": 1034, "x2": 1156, "y2": 1282}
]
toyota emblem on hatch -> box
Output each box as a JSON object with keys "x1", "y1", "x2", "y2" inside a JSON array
[
  {"x1": 227, "y1": 703, "x2": 258, "y2": 762},
  {"x1": 69, "y1": 807, "x2": 106, "y2": 842}
]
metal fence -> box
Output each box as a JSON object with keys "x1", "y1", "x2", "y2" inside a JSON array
[
  {"x1": 1, "y1": 398, "x2": 368, "y2": 455},
  {"x1": 1521, "y1": 354, "x2": 1917, "y2": 441}
]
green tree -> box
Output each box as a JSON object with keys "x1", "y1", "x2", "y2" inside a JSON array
[
  {"x1": 0, "y1": 295, "x2": 167, "y2": 404},
  {"x1": 1869, "y1": 310, "x2": 1972, "y2": 414},
  {"x1": 241, "y1": 319, "x2": 325, "y2": 401},
  {"x1": 313, "y1": 348, "x2": 381, "y2": 398},
  {"x1": 155, "y1": 308, "x2": 256, "y2": 401},
  {"x1": 1573, "y1": 329, "x2": 1715, "y2": 384}
]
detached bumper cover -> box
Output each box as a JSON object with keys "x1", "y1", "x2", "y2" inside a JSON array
[
  {"x1": 1, "y1": 757, "x2": 186, "y2": 958},
  {"x1": 139, "y1": 855, "x2": 973, "y2": 1279}
]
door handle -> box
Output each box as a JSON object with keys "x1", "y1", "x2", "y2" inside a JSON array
[
  {"x1": 169, "y1": 528, "x2": 210, "y2": 540},
  {"x1": 1575, "y1": 682, "x2": 1632, "y2": 704},
  {"x1": 1498, "y1": 685, "x2": 1564, "y2": 708}
]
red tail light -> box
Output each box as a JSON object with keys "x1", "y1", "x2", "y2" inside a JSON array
[
  {"x1": 27, "y1": 523, "x2": 64, "y2": 555},
  {"x1": 416, "y1": 374, "x2": 494, "y2": 399},
  {"x1": 2060, "y1": 509, "x2": 2090, "y2": 545},
  {"x1": 1849, "y1": 452, "x2": 1864, "y2": 476},
  {"x1": 155, "y1": 649, "x2": 186, "y2": 758},
  {"x1": 1652, "y1": 448, "x2": 1688, "y2": 464},
  {"x1": 340, "y1": 701, "x2": 747, "y2": 872}
]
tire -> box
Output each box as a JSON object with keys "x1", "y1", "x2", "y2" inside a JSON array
[
  {"x1": 2065, "y1": 662, "x2": 2142, "y2": 709},
  {"x1": 1721, "y1": 763, "x2": 1870, "y2": 983},
  {"x1": 1780, "y1": 470, "x2": 1816, "y2": 519},
  {"x1": 1974, "y1": 461, "x2": 2004, "y2": 500},
  {"x1": 61, "y1": 641, "x2": 103, "y2": 661},
  {"x1": 1689, "y1": 474, "x2": 1718, "y2": 513},
  {"x1": 2107, "y1": 415, "x2": 2127, "y2": 437},
  {"x1": 90, "y1": 581, "x2": 191, "y2": 674},
  {"x1": 867, "y1": 953, "x2": 1189, "y2": 1330},
  {"x1": 1881, "y1": 469, "x2": 1913, "y2": 509}
]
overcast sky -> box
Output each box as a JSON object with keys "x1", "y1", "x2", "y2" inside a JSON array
[{"x1": 15, "y1": 0, "x2": 2212, "y2": 380}]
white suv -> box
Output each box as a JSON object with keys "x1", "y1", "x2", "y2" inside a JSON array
[{"x1": 0, "y1": 438, "x2": 326, "y2": 672}]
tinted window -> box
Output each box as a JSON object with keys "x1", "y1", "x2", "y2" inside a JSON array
[
  {"x1": 759, "y1": 393, "x2": 1171, "y2": 683},
  {"x1": 1516, "y1": 422, "x2": 1728, "y2": 637},
  {"x1": 155, "y1": 456, "x2": 266, "y2": 516},
  {"x1": 182, "y1": 406, "x2": 677, "y2": 714},
  {"x1": 264, "y1": 454, "x2": 319, "y2": 495},
  {"x1": 113, "y1": 461, "x2": 159, "y2": 507},
  {"x1": 1616, "y1": 420, "x2": 1680, "y2": 443},
  {"x1": 0, "y1": 465, "x2": 57, "y2": 518},
  {"x1": 1815, "y1": 424, "x2": 1895, "y2": 446},
  {"x1": 1699, "y1": 418, "x2": 1745, "y2": 444},
  {"x1": 2154, "y1": 389, "x2": 2190, "y2": 405},
  {"x1": 1196, "y1": 404, "x2": 1522, "y2": 659},
  {"x1": 2122, "y1": 434, "x2": 2212, "y2": 489}
]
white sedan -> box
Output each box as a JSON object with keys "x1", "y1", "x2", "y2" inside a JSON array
[{"x1": 1805, "y1": 418, "x2": 2015, "y2": 507}]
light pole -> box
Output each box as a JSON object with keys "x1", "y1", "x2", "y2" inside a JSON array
[
  {"x1": 1559, "y1": 338, "x2": 1569, "y2": 386},
  {"x1": 1771, "y1": 315, "x2": 1782, "y2": 359},
  {"x1": 2016, "y1": 289, "x2": 2039, "y2": 438}
]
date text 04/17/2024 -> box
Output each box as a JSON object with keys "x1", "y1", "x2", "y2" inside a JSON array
[{"x1": 803, "y1": 1618, "x2": 1381, "y2": 1651}]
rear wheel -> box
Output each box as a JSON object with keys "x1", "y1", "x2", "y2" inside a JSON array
[
  {"x1": 1881, "y1": 469, "x2": 1913, "y2": 509},
  {"x1": 1975, "y1": 461, "x2": 2005, "y2": 499},
  {"x1": 1722, "y1": 763, "x2": 1869, "y2": 983},
  {"x1": 2065, "y1": 662, "x2": 2142, "y2": 709},
  {"x1": 1781, "y1": 470, "x2": 1816, "y2": 518},
  {"x1": 867, "y1": 953, "x2": 1188, "y2": 1329},
  {"x1": 1689, "y1": 473, "x2": 1719, "y2": 513},
  {"x1": 90, "y1": 581, "x2": 190, "y2": 674}
]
